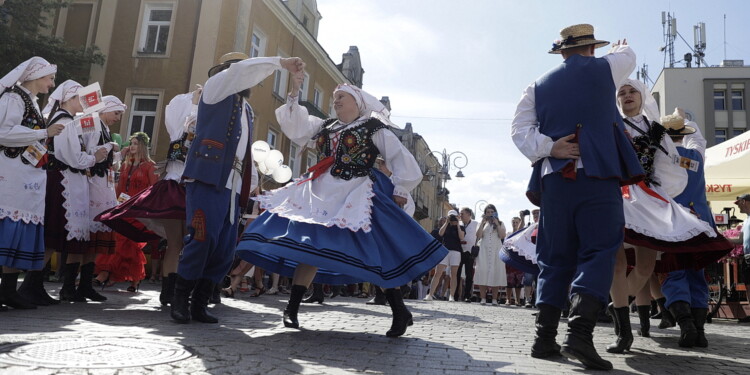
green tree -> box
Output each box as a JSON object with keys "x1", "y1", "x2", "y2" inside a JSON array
[{"x1": 0, "y1": 0, "x2": 105, "y2": 85}]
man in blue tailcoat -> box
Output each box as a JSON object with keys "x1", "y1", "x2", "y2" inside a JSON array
[
  {"x1": 511, "y1": 24, "x2": 643, "y2": 370},
  {"x1": 172, "y1": 52, "x2": 303, "y2": 324}
]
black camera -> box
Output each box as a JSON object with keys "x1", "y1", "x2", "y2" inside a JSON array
[
  {"x1": 521, "y1": 209, "x2": 531, "y2": 216},
  {"x1": 449, "y1": 215, "x2": 458, "y2": 222}
]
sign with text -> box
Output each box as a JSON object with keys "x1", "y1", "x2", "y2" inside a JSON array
[
  {"x1": 73, "y1": 112, "x2": 101, "y2": 136},
  {"x1": 78, "y1": 82, "x2": 104, "y2": 114}
]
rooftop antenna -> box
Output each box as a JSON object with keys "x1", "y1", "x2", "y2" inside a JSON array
[
  {"x1": 693, "y1": 22, "x2": 707, "y2": 67},
  {"x1": 662, "y1": 11, "x2": 677, "y2": 68},
  {"x1": 637, "y1": 63, "x2": 653, "y2": 85},
  {"x1": 723, "y1": 14, "x2": 727, "y2": 60}
]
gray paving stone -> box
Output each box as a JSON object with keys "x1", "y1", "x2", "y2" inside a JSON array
[{"x1": 1, "y1": 283, "x2": 749, "y2": 374}]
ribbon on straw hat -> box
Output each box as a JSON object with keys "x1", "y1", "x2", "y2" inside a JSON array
[
  {"x1": 549, "y1": 24, "x2": 609, "y2": 54},
  {"x1": 662, "y1": 108, "x2": 696, "y2": 136},
  {"x1": 208, "y1": 52, "x2": 250, "y2": 77}
]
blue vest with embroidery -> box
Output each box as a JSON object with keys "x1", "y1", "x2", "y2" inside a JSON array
[
  {"x1": 527, "y1": 54, "x2": 644, "y2": 203},
  {"x1": 673, "y1": 147, "x2": 714, "y2": 226},
  {"x1": 182, "y1": 94, "x2": 245, "y2": 189}
]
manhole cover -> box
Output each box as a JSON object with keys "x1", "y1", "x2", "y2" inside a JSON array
[{"x1": 0, "y1": 338, "x2": 192, "y2": 369}]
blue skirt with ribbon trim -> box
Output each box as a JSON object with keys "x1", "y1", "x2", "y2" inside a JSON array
[
  {"x1": 236, "y1": 169, "x2": 448, "y2": 288},
  {"x1": 0, "y1": 218, "x2": 45, "y2": 270}
]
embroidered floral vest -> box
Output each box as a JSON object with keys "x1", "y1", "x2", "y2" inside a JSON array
[
  {"x1": 314, "y1": 118, "x2": 390, "y2": 180},
  {"x1": 0, "y1": 86, "x2": 47, "y2": 164},
  {"x1": 624, "y1": 117, "x2": 667, "y2": 186}
]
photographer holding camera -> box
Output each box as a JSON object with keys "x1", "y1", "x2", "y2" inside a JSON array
[
  {"x1": 424, "y1": 209, "x2": 464, "y2": 301},
  {"x1": 474, "y1": 204, "x2": 507, "y2": 304}
]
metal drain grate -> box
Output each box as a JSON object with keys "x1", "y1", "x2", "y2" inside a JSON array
[{"x1": 0, "y1": 338, "x2": 192, "y2": 369}]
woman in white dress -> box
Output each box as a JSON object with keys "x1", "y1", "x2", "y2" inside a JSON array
[{"x1": 473, "y1": 204, "x2": 507, "y2": 305}]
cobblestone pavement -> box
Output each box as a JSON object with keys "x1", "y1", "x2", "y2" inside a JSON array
[{"x1": 1, "y1": 282, "x2": 749, "y2": 374}]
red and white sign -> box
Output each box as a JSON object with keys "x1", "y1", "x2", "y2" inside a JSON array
[
  {"x1": 74, "y1": 112, "x2": 101, "y2": 136},
  {"x1": 714, "y1": 213, "x2": 728, "y2": 225},
  {"x1": 77, "y1": 82, "x2": 105, "y2": 114}
]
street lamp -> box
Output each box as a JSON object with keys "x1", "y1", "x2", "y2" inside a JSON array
[
  {"x1": 474, "y1": 200, "x2": 488, "y2": 216},
  {"x1": 430, "y1": 148, "x2": 468, "y2": 180}
]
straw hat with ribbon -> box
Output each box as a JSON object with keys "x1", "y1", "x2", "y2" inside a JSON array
[
  {"x1": 208, "y1": 52, "x2": 249, "y2": 77},
  {"x1": 662, "y1": 108, "x2": 697, "y2": 136},
  {"x1": 549, "y1": 24, "x2": 609, "y2": 54}
]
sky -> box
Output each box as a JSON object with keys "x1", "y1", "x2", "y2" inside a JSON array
[{"x1": 315, "y1": 0, "x2": 750, "y2": 223}]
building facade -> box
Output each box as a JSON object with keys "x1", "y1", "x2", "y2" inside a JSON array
[
  {"x1": 391, "y1": 122, "x2": 446, "y2": 232},
  {"x1": 651, "y1": 64, "x2": 750, "y2": 146},
  {"x1": 44, "y1": 0, "x2": 359, "y2": 185}
]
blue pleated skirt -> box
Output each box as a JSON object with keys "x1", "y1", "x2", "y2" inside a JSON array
[
  {"x1": 236, "y1": 169, "x2": 448, "y2": 288},
  {"x1": 0, "y1": 218, "x2": 45, "y2": 270}
]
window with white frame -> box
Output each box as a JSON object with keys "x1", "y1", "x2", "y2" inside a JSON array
[
  {"x1": 249, "y1": 30, "x2": 266, "y2": 58},
  {"x1": 138, "y1": 3, "x2": 173, "y2": 54},
  {"x1": 267, "y1": 129, "x2": 278, "y2": 150},
  {"x1": 714, "y1": 90, "x2": 726, "y2": 110},
  {"x1": 715, "y1": 129, "x2": 727, "y2": 144},
  {"x1": 731, "y1": 90, "x2": 744, "y2": 110},
  {"x1": 289, "y1": 143, "x2": 300, "y2": 176},
  {"x1": 128, "y1": 95, "x2": 159, "y2": 140},
  {"x1": 329, "y1": 100, "x2": 335, "y2": 118},
  {"x1": 306, "y1": 151, "x2": 316, "y2": 169},
  {"x1": 273, "y1": 56, "x2": 289, "y2": 97},
  {"x1": 313, "y1": 87, "x2": 322, "y2": 109},
  {"x1": 299, "y1": 73, "x2": 310, "y2": 102}
]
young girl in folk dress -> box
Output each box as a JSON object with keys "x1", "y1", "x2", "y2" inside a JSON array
[{"x1": 94, "y1": 132, "x2": 157, "y2": 292}]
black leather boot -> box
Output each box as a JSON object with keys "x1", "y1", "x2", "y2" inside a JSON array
[
  {"x1": 384, "y1": 288, "x2": 413, "y2": 337},
  {"x1": 606, "y1": 302, "x2": 619, "y2": 336},
  {"x1": 561, "y1": 294, "x2": 613, "y2": 371},
  {"x1": 692, "y1": 308, "x2": 709, "y2": 348},
  {"x1": 650, "y1": 299, "x2": 659, "y2": 318},
  {"x1": 209, "y1": 282, "x2": 221, "y2": 305},
  {"x1": 606, "y1": 306, "x2": 633, "y2": 353},
  {"x1": 302, "y1": 283, "x2": 324, "y2": 304},
  {"x1": 60, "y1": 262, "x2": 85, "y2": 302},
  {"x1": 0, "y1": 272, "x2": 37, "y2": 309},
  {"x1": 191, "y1": 279, "x2": 218, "y2": 323},
  {"x1": 284, "y1": 285, "x2": 307, "y2": 328},
  {"x1": 656, "y1": 297, "x2": 675, "y2": 329},
  {"x1": 160, "y1": 273, "x2": 176, "y2": 306},
  {"x1": 636, "y1": 305, "x2": 650, "y2": 337},
  {"x1": 366, "y1": 287, "x2": 387, "y2": 305},
  {"x1": 74, "y1": 262, "x2": 107, "y2": 302},
  {"x1": 668, "y1": 301, "x2": 697, "y2": 347},
  {"x1": 18, "y1": 270, "x2": 59, "y2": 306},
  {"x1": 531, "y1": 303, "x2": 562, "y2": 358},
  {"x1": 171, "y1": 274, "x2": 196, "y2": 324}
]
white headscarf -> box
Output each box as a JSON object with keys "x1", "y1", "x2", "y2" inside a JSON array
[
  {"x1": 0, "y1": 56, "x2": 57, "y2": 91},
  {"x1": 42, "y1": 79, "x2": 83, "y2": 115},
  {"x1": 101, "y1": 95, "x2": 127, "y2": 113},
  {"x1": 617, "y1": 78, "x2": 660, "y2": 123},
  {"x1": 334, "y1": 84, "x2": 392, "y2": 123}
]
